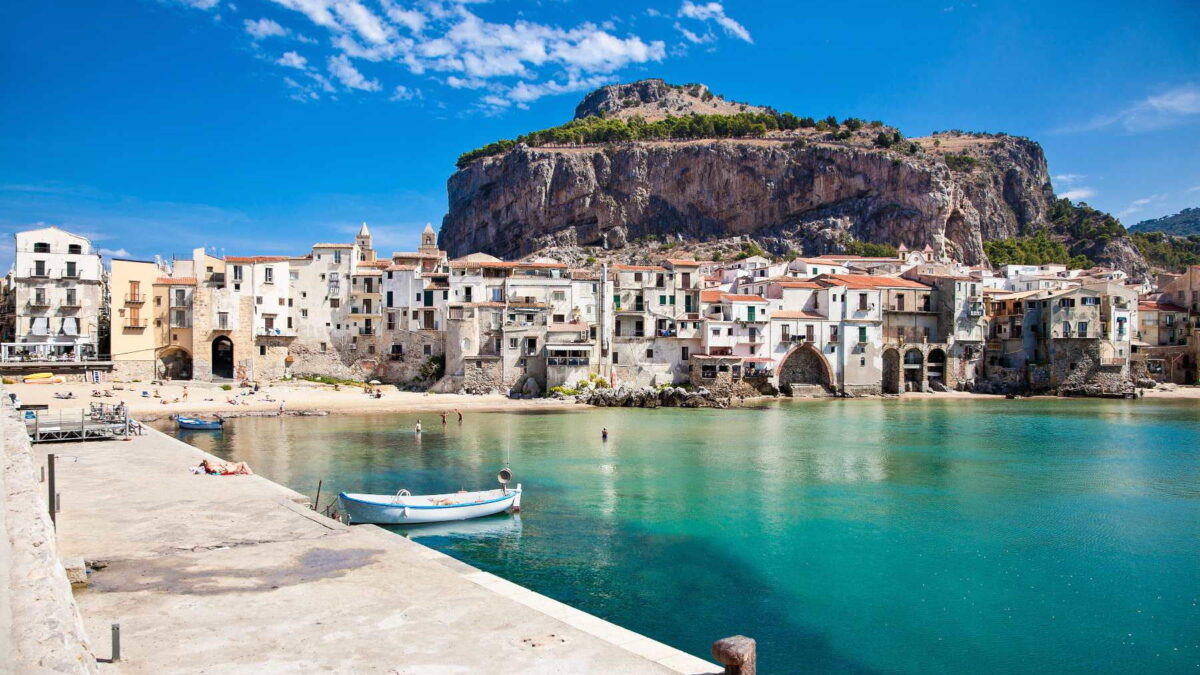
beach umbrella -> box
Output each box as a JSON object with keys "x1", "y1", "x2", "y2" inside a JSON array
[{"x1": 368, "y1": 380, "x2": 381, "y2": 385}]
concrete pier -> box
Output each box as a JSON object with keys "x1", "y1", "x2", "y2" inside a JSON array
[{"x1": 41, "y1": 426, "x2": 718, "y2": 673}]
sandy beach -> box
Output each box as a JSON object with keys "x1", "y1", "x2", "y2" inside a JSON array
[
  {"x1": 3, "y1": 379, "x2": 580, "y2": 417},
  {"x1": 6, "y1": 378, "x2": 1195, "y2": 419}
]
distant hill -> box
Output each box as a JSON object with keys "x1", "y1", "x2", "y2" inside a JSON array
[{"x1": 1129, "y1": 207, "x2": 1200, "y2": 235}]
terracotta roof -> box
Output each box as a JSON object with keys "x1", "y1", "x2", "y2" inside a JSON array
[
  {"x1": 155, "y1": 276, "x2": 196, "y2": 285},
  {"x1": 742, "y1": 357, "x2": 774, "y2": 363},
  {"x1": 771, "y1": 310, "x2": 827, "y2": 319},
  {"x1": 1139, "y1": 300, "x2": 1188, "y2": 312},
  {"x1": 721, "y1": 294, "x2": 769, "y2": 303},
  {"x1": 664, "y1": 258, "x2": 700, "y2": 267},
  {"x1": 354, "y1": 269, "x2": 383, "y2": 276},
  {"x1": 792, "y1": 258, "x2": 845, "y2": 266},
  {"x1": 386, "y1": 265, "x2": 416, "y2": 272},
  {"x1": 313, "y1": 243, "x2": 354, "y2": 249},
  {"x1": 613, "y1": 264, "x2": 666, "y2": 272},
  {"x1": 454, "y1": 301, "x2": 506, "y2": 308},
  {"x1": 819, "y1": 274, "x2": 929, "y2": 290},
  {"x1": 776, "y1": 281, "x2": 824, "y2": 289},
  {"x1": 225, "y1": 255, "x2": 289, "y2": 263},
  {"x1": 700, "y1": 290, "x2": 724, "y2": 303},
  {"x1": 817, "y1": 254, "x2": 901, "y2": 262},
  {"x1": 570, "y1": 269, "x2": 601, "y2": 280}
]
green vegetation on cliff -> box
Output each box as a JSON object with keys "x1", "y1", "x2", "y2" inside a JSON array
[
  {"x1": 1129, "y1": 232, "x2": 1200, "y2": 270},
  {"x1": 845, "y1": 240, "x2": 899, "y2": 257},
  {"x1": 983, "y1": 232, "x2": 1092, "y2": 268},
  {"x1": 456, "y1": 111, "x2": 869, "y2": 168}
]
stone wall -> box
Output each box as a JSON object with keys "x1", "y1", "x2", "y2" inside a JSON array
[
  {"x1": 110, "y1": 359, "x2": 155, "y2": 382},
  {"x1": 460, "y1": 357, "x2": 503, "y2": 394},
  {"x1": 1046, "y1": 339, "x2": 1131, "y2": 395},
  {"x1": 1, "y1": 387, "x2": 97, "y2": 673}
]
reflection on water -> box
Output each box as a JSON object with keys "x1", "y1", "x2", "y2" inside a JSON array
[{"x1": 158, "y1": 398, "x2": 1200, "y2": 674}]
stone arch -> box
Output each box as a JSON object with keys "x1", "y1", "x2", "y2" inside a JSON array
[
  {"x1": 882, "y1": 348, "x2": 901, "y2": 394},
  {"x1": 159, "y1": 346, "x2": 192, "y2": 380},
  {"x1": 903, "y1": 348, "x2": 925, "y2": 391},
  {"x1": 778, "y1": 344, "x2": 834, "y2": 392},
  {"x1": 926, "y1": 348, "x2": 946, "y2": 386},
  {"x1": 211, "y1": 336, "x2": 234, "y2": 380}
]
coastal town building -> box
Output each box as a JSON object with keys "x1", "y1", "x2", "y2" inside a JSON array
[
  {"x1": 2, "y1": 226, "x2": 106, "y2": 363},
  {"x1": 5, "y1": 223, "x2": 1192, "y2": 393}
]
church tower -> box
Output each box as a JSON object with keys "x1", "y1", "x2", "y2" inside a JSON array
[
  {"x1": 418, "y1": 223, "x2": 438, "y2": 255},
  {"x1": 356, "y1": 222, "x2": 375, "y2": 262}
]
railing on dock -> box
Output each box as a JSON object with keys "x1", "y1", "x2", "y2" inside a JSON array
[{"x1": 23, "y1": 405, "x2": 138, "y2": 443}]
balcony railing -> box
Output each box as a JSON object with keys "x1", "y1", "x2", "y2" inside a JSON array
[
  {"x1": 123, "y1": 319, "x2": 148, "y2": 329},
  {"x1": 1100, "y1": 357, "x2": 1127, "y2": 366},
  {"x1": 616, "y1": 331, "x2": 646, "y2": 338},
  {"x1": 59, "y1": 270, "x2": 81, "y2": 279},
  {"x1": 358, "y1": 328, "x2": 376, "y2": 336},
  {"x1": 59, "y1": 300, "x2": 81, "y2": 309},
  {"x1": 125, "y1": 293, "x2": 146, "y2": 304},
  {"x1": 27, "y1": 298, "x2": 50, "y2": 308},
  {"x1": 27, "y1": 269, "x2": 50, "y2": 278},
  {"x1": 547, "y1": 357, "x2": 591, "y2": 366}
]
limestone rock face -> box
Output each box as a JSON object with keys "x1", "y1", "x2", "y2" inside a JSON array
[
  {"x1": 573, "y1": 79, "x2": 768, "y2": 121},
  {"x1": 442, "y1": 137, "x2": 1058, "y2": 265}
]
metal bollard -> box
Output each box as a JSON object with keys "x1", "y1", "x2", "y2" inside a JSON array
[
  {"x1": 111, "y1": 623, "x2": 121, "y2": 662},
  {"x1": 47, "y1": 454, "x2": 56, "y2": 528},
  {"x1": 712, "y1": 635, "x2": 755, "y2": 675}
]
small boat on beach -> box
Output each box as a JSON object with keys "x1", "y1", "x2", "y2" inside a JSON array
[{"x1": 176, "y1": 416, "x2": 224, "y2": 430}]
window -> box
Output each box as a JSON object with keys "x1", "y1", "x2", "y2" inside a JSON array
[
  {"x1": 255, "y1": 296, "x2": 263, "y2": 305},
  {"x1": 896, "y1": 295, "x2": 905, "y2": 311},
  {"x1": 1077, "y1": 321, "x2": 1088, "y2": 336},
  {"x1": 831, "y1": 326, "x2": 839, "y2": 341},
  {"x1": 858, "y1": 326, "x2": 868, "y2": 343},
  {"x1": 290, "y1": 270, "x2": 299, "y2": 280},
  {"x1": 330, "y1": 298, "x2": 341, "y2": 308},
  {"x1": 301, "y1": 309, "x2": 308, "y2": 318},
  {"x1": 320, "y1": 342, "x2": 327, "y2": 353},
  {"x1": 858, "y1": 293, "x2": 868, "y2": 311},
  {"x1": 64, "y1": 261, "x2": 77, "y2": 278},
  {"x1": 509, "y1": 338, "x2": 518, "y2": 349},
  {"x1": 233, "y1": 266, "x2": 243, "y2": 281},
  {"x1": 217, "y1": 312, "x2": 229, "y2": 329},
  {"x1": 264, "y1": 267, "x2": 274, "y2": 283},
  {"x1": 1082, "y1": 297, "x2": 1100, "y2": 306},
  {"x1": 613, "y1": 352, "x2": 619, "y2": 364},
  {"x1": 65, "y1": 289, "x2": 76, "y2": 306},
  {"x1": 174, "y1": 289, "x2": 186, "y2": 306},
  {"x1": 33, "y1": 242, "x2": 50, "y2": 253},
  {"x1": 259, "y1": 345, "x2": 267, "y2": 356},
  {"x1": 333, "y1": 250, "x2": 342, "y2": 264},
  {"x1": 278, "y1": 298, "x2": 285, "y2": 306},
  {"x1": 553, "y1": 314, "x2": 565, "y2": 323},
  {"x1": 423, "y1": 344, "x2": 432, "y2": 356},
  {"x1": 646, "y1": 348, "x2": 653, "y2": 358}
]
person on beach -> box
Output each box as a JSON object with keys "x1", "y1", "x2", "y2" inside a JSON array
[
  {"x1": 182, "y1": 386, "x2": 188, "y2": 402},
  {"x1": 279, "y1": 401, "x2": 286, "y2": 414},
  {"x1": 415, "y1": 420, "x2": 422, "y2": 434},
  {"x1": 455, "y1": 408, "x2": 463, "y2": 423},
  {"x1": 440, "y1": 411, "x2": 447, "y2": 425}
]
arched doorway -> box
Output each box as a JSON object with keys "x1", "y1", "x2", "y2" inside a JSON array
[
  {"x1": 212, "y1": 336, "x2": 234, "y2": 380},
  {"x1": 903, "y1": 348, "x2": 924, "y2": 391},
  {"x1": 882, "y1": 348, "x2": 901, "y2": 394},
  {"x1": 778, "y1": 344, "x2": 833, "y2": 392},
  {"x1": 926, "y1": 348, "x2": 946, "y2": 386},
  {"x1": 159, "y1": 346, "x2": 192, "y2": 380}
]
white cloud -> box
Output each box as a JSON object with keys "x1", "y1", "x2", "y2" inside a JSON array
[
  {"x1": 446, "y1": 75, "x2": 487, "y2": 89},
  {"x1": 674, "y1": 22, "x2": 714, "y2": 44},
  {"x1": 1188, "y1": 185, "x2": 1200, "y2": 192},
  {"x1": 1053, "y1": 173, "x2": 1086, "y2": 186},
  {"x1": 244, "y1": 17, "x2": 288, "y2": 39},
  {"x1": 172, "y1": 0, "x2": 221, "y2": 9},
  {"x1": 677, "y1": 1, "x2": 752, "y2": 43},
  {"x1": 1118, "y1": 193, "x2": 1167, "y2": 218},
  {"x1": 327, "y1": 54, "x2": 381, "y2": 91},
  {"x1": 389, "y1": 84, "x2": 421, "y2": 101},
  {"x1": 333, "y1": 1, "x2": 393, "y2": 45},
  {"x1": 646, "y1": 8, "x2": 662, "y2": 17},
  {"x1": 276, "y1": 51, "x2": 308, "y2": 69},
  {"x1": 1062, "y1": 83, "x2": 1200, "y2": 134},
  {"x1": 1061, "y1": 188, "x2": 1096, "y2": 201},
  {"x1": 98, "y1": 248, "x2": 132, "y2": 258}
]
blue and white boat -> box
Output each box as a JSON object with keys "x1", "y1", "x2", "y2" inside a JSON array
[
  {"x1": 337, "y1": 484, "x2": 522, "y2": 525},
  {"x1": 176, "y1": 416, "x2": 224, "y2": 430}
]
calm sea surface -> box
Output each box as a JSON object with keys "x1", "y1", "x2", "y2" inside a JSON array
[{"x1": 158, "y1": 398, "x2": 1200, "y2": 673}]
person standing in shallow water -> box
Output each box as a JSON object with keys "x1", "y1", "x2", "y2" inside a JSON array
[
  {"x1": 440, "y1": 411, "x2": 447, "y2": 425},
  {"x1": 602, "y1": 427, "x2": 608, "y2": 441},
  {"x1": 415, "y1": 420, "x2": 422, "y2": 434},
  {"x1": 455, "y1": 408, "x2": 463, "y2": 423}
]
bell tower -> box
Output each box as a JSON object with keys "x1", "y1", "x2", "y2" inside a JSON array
[
  {"x1": 356, "y1": 222, "x2": 375, "y2": 262},
  {"x1": 419, "y1": 223, "x2": 438, "y2": 255}
]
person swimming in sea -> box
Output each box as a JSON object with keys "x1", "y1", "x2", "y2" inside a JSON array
[{"x1": 602, "y1": 427, "x2": 609, "y2": 441}]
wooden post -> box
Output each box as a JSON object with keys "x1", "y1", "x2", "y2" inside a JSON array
[
  {"x1": 111, "y1": 623, "x2": 121, "y2": 662},
  {"x1": 712, "y1": 635, "x2": 755, "y2": 675}
]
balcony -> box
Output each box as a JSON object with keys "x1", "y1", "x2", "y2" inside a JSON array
[
  {"x1": 59, "y1": 270, "x2": 81, "y2": 279},
  {"x1": 350, "y1": 306, "x2": 382, "y2": 316},
  {"x1": 26, "y1": 268, "x2": 50, "y2": 279},
  {"x1": 615, "y1": 331, "x2": 646, "y2": 339},
  {"x1": 207, "y1": 273, "x2": 226, "y2": 285},
  {"x1": 27, "y1": 298, "x2": 51, "y2": 308},
  {"x1": 123, "y1": 319, "x2": 148, "y2": 329},
  {"x1": 59, "y1": 300, "x2": 81, "y2": 310},
  {"x1": 547, "y1": 357, "x2": 591, "y2": 366},
  {"x1": 125, "y1": 293, "x2": 146, "y2": 304},
  {"x1": 358, "y1": 328, "x2": 376, "y2": 336},
  {"x1": 258, "y1": 327, "x2": 296, "y2": 338}
]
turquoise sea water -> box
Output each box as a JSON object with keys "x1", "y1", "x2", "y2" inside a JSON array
[{"x1": 161, "y1": 399, "x2": 1200, "y2": 673}]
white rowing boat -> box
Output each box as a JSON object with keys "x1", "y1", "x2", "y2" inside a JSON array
[{"x1": 337, "y1": 484, "x2": 522, "y2": 525}]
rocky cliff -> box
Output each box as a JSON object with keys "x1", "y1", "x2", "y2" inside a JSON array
[{"x1": 440, "y1": 81, "x2": 1147, "y2": 274}]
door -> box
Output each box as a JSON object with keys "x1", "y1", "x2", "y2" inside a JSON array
[{"x1": 747, "y1": 306, "x2": 756, "y2": 321}]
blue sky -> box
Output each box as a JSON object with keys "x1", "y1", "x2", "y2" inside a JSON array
[{"x1": 1, "y1": 0, "x2": 1197, "y2": 271}]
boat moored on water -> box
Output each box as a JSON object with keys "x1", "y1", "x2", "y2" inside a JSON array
[
  {"x1": 176, "y1": 416, "x2": 224, "y2": 430},
  {"x1": 337, "y1": 484, "x2": 521, "y2": 525}
]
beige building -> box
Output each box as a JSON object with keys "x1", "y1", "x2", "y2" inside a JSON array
[{"x1": 109, "y1": 258, "x2": 160, "y2": 379}]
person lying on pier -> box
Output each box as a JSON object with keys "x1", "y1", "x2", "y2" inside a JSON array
[{"x1": 194, "y1": 459, "x2": 254, "y2": 476}]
